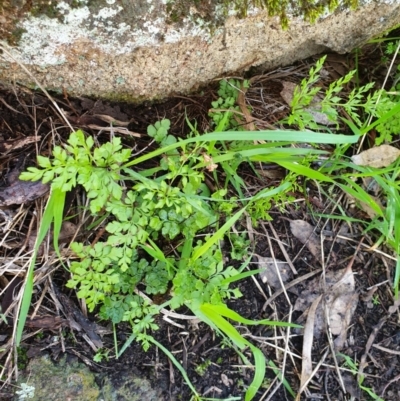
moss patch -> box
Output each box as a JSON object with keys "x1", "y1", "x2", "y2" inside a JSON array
[
  {"x1": 17, "y1": 355, "x2": 100, "y2": 401},
  {"x1": 166, "y1": 0, "x2": 360, "y2": 29}
]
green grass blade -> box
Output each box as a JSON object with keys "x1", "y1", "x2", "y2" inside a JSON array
[
  {"x1": 198, "y1": 147, "x2": 326, "y2": 166},
  {"x1": 141, "y1": 238, "x2": 176, "y2": 274},
  {"x1": 277, "y1": 161, "x2": 334, "y2": 182},
  {"x1": 51, "y1": 188, "x2": 66, "y2": 261},
  {"x1": 203, "y1": 303, "x2": 301, "y2": 328},
  {"x1": 16, "y1": 187, "x2": 61, "y2": 345},
  {"x1": 191, "y1": 206, "x2": 247, "y2": 262},
  {"x1": 179, "y1": 237, "x2": 194, "y2": 270},
  {"x1": 148, "y1": 337, "x2": 200, "y2": 398},
  {"x1": 252, "y1": 181, "x2": 292, "y2": 202},
  {"x1": 199, "y1": 303, "x2": 266, "y2": 401},
  {"x1": 118, "y1": 333, "x2": 136, "y2": 357},
  {"x1": 394, "y1": 259, "x2": 400, "y2": 299},
  {"x1": 124, "y1": 131, "x2": 359, "y2": 168},
  {"x1": 245, "y1": 344, "x2": 266, "y2": 401},
  {"x1": 219, "y1": 161, "x2": 246, "y2": 198},
  {"x1": 268, "y1": 360, "x2": 296, "y2": 398},
  {"x1": 199, "y1": 304, "x2": 247, "y2": 348},
  {"x1": 221, "y1": 268, "x2": 263, "y2": 285},
  {"x1": 337, "y1": 179, "x2": 384, "y2": 218},
  {"x1": 359, "y1": 385, "x2": 385, "y2": 401}
]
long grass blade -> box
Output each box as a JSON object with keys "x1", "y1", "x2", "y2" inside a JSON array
[
  {"x1": 16, "y1": 188, "x2": 62, "y2": 345},
  {"x1": 191, "y1": 206, "x2": 247, "y2": 262},
  {"x1": 246, "y1": 344, "x2": 266, "y2": 401},
  {"x1": 199, "y1": 304, "x2": 266, "y2": 401},
  {"x1": 124, "y1": 131, "x2": 359, "y2": 168},
  {"x1": 277, "y1": 161, "x2": 334, "y2": 182},
  {"x1": 203, "y1": 303, "x2": 301, "y2": 328},
  {"x1": 148, "y1": 337, "x2": 200, "y2": 398}
]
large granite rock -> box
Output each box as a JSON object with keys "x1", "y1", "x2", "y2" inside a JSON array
[{"x1": 0, "y1": 0, "x2": 399, "y2": 102}]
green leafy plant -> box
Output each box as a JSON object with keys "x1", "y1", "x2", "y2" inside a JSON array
[
  {"x1": 287, "y1": 55, "x2": 384, "y2": 130},
  {"x1": 195, "y1": 359, "x2": 211, "y2": 377},
  {"x1": 285, "y1": 54, "x2": 400, "y2": 148},
  {"x1": 209, "y1": 78, "x2": 249, "y2": 131},
  {"x1": 20, "y1": 122, "x2": 358, "y2": 400},
  {"x1": 93, "y1": 348, "x2": 111, "y2": 363}
]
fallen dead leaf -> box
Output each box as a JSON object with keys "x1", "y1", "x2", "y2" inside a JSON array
[
  {"x1": 255, "y1": 255, "x2": 293, "y2": 290},
  {"x1": 297, "y1": 293, "x2": 322, "y2": 400},
  {"x1": 289, "y1": 219, "x2": 321, "y2": 259},
  {"x1": 351, "y1": 145, "x2": 400, "y2": 168},
  {"x1": 254, "y1": 168, "x2": 285, "y2": 180},
  {"x1": 280, "y1": 81, "x2": 298, "y2": 106},
  {"x1": 294, "y1": 265, "x2": 358, "y2": 341},
  {"x1": 221, "y1": 373, "x2": 233, "y2": 387},
  {"x1": 296, "y1": 262, "x2": 358, "y2": 400},
  {"x1": 0, "y1": 180, "x2": 49, "y2": 206}
]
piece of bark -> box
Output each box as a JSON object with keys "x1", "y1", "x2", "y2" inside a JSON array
[
  {"x1": 0, "y1": 136, "x2": 41, "y2": 156},
  {"x1": 0, "y1": 179, "x2": 49, "y2": 206}
]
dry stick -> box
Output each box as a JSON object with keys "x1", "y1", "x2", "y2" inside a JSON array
[
  {"x1": 264, "y1": 230, "x2": 294, "y2": 399},
  {"x1": 243, "y1": 223, "x2": 269, "y2": 303},
  {"x1": 332, "y1": 238, "x2": 363, "y2": 392},
  {"x1": 337, "y1": 235, "x2": 397, "y2": 261},
  {"x1": 296, "y1": 295, "x2": 323, "y2": 399},
  {"x1": 248, "y1": 268, "x2": 269, "y2": 302},
  {"x1": 0, "y1": 47, "x2": 75, "y2": 380},
  {"x1": 320, "y1": 232, "x2": 345, "y2": 392},
  {"x1": 299, "y1": 237, "x2": 364, "y2": 399},
  {"x1": 259, "y1": 376, "x2": 279, "y2": 401},
  {"x1": 267, "y1": 221, "x2": 297, "y2": 274},
  {"x1": 357, "y1": 317, "x2": 387, "y2": 386},
  {"x1": 30, "y1": 278, "x2": 50, "y2": 320},
  {"x1": 237, "y1": 84, "x2": 256, "y2": 131},
  {"x1": 265, "y1": 306, "x2": 295, "y2": 401},
  {"x1": 372, "y1": 344, "x2": 400, "y2": 356},
  {"x1": 357, "y1": 258, "x2": 399, "y2": 389},
  {"x1": 245, "y1": 336, "x2": 302, "y2": 360},
  {"x1": 265, "y1": 230, "x2": 293, "y2": 309},
  {"x1": 380, "y1": 372, "x2": 400, "y2": 398}
]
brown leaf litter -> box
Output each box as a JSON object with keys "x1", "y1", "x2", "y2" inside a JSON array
[
  {"x1": 351, "y1": 144, "x2": 400, "y2": 168},
  {"x1": 296, "y1": 239, "x2": 362, "y2": 400},
  {"x1": 255, "y1": 255, "x2": 293, "y2": 290},
  {"x1": 288, "y1": 219, "x2": 322, "y2": 259}
]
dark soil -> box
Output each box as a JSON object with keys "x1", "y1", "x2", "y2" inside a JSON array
[{"x1": 1, "y1": 38, "x2": 400, "y2": 401}]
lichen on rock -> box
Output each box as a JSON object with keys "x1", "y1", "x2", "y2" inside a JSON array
[{"x1": 1, "y1": 0, "x2": 399, "y2": 102}]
